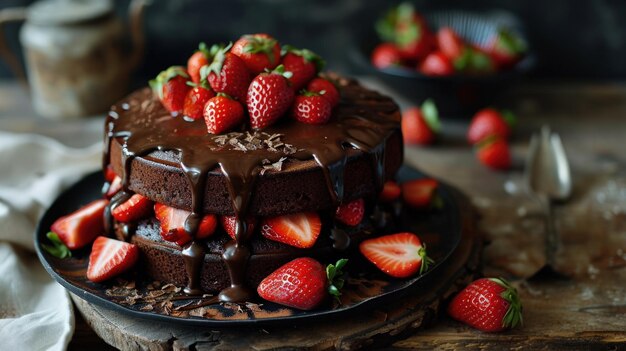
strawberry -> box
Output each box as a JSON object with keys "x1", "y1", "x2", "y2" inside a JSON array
[
  {"x1": 376, "y1": 3, "x2": 434, "y2": 61},
  {"x1": 290, "y1": 91, "x2": 332, "y2": 125},
  {"x1": 203, "y1": 93, "x2": 245, "y2": 134},
  {"x1": 257, "y1": 257, "x2": 347, "y2": 310},
  {"x1": 402, "y1": 178, "x2": 438, "y2": 208},
  {"x1": 105, "y1": 175, "x2": 122, "y2": 199},
  {"x1": 359, "y1": 232, "x2": 433, "y2": 278},
  {"x1": 220, "y1": 215, "x2": 258, "y2": 240},
  {"x1": 281, "y1": 46, "x2": 325, "y2": 91},
  {"x1": 111, "y1": 194, "x2": 153, "y2": 223},
  {"x1": 260, "y1": 211, "x2": 322, "y2": 249},
  {"x1": 149, "y1": 66, "x2": 191, "y2": 114},
  {"x1": 183, "y1": 85, "x2": 215, "y2": 120},
  {"x1": 247, "y1": 65, "x2": 295, "y2": 129},
  {"x1": 187, "y1": 42, "x2": 213, "y2": 84},
  {"x1": 437, "y1": 27, "x2": 465, "y2": 60},
  {"x1": 86, "y1": 236, "x2": 139, "y2": 283},
  {"x1": 477, "y1": 137, "x2": 511, "y2": 170},
  {"x1": 447, "y1": 277, "x2": 523, "y2": 332},
  {"x1": 371, "y1": 43, "x2": 403, "y2": 69},
  {"x1": 50, "y1": 199, "x2": 108, "y2": 250},
  {"x1": 419, "y1": 51, "x2": 454, "y2": 76},
  {"x1": 154, "y1": 203, "x2": 217, "y2": 246},
  {"x1": 204, "y1": 43, "x2": 251, "y2": 103},
  {"x1": 104, "y1": 165, "x2": 117, "y2": 182},
  {"x1": 306, "y1": 78, "x2": 340, "y2": 108},
  {"x1": 380, "y1": 181, "x2": 401, "y2": 202},
  {"x1": 335, "y1": 198, "x2": 365, "y2": 227},
  {"x1": 467, "y1": 108, "x2": 515, "y2": 144},
  {"x1": 465, "y1": 46, "x2": 496, "y2": 74},
  {"x1": 232, "y1": 33, "x2": 281, "y2": 75},
  {"x1": 486, "y1": 28, "x2": 526, "y2": 70},
  {"x1": 402, "y1": 99, "x2": 440, "y2": 145}
]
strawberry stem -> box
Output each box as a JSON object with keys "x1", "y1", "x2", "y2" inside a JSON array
[
  {"x1": 149, "y1": 66, "x2": 189, "y2": 99},
  {"x1": 201, "y1": 42, "x2": 233, "y2": 81},
  {"x1": 242, "y1": 35, "x2": 279, "y2": 65},
  {"x1": 420, "y1": 99, "x2": 440, "y2": 133},
  {"x1": 42, "y1": 232, "x2": 72, "y2": 259},
  {"x1": 418, "y1": 244, "x2": 434, "y2": 275},
  {"x1": 281, "y1": 45, "x2": 326, "y2": 72},
  {"x1": 489, "y1": 277, "x2": 523, "y2": 329},
  {"x1": 270, "y1": 64, "x2": 293, "y2": 79},
  {"x1": 326, "y1": 258, "x2": 348, "y2": 303},
  {"x1": 501, "y1": 109, "x2": 516, "y2": 129}
]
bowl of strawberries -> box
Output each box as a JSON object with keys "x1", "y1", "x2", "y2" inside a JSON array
[{"x1": 353, "y1": 3, "x2": 534, "y2": 116}]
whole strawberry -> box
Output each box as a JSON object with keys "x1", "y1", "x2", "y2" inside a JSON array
[
  {"x1": 149, "y1": 66, "x2": 191, "y2": 115},
  {"x1": 306, "y1": 77, "x2": 340, "y2": 108},
  {"x1": 204, "y1": 93, "x2": 245, "y2": 134},
  {"x1": 183, "y1": 85, "x2": 215, "y2": 120},
  {"x1": 335, "y1": 198, "x2": 365, "y2": 226},
  {"x1": 232, "y1": 33, "x2": 281, "y2": 75},
  {"x1": 187, "y1": 42, "x2": 214, "y2": 84},
  {"x1": 281, "y1": 46, "x2": 325, "y2": 91},
  {"x1": 371, "y1": 43, "x2": 403, "y2": 69},
  {"x1": 402, "y1": 99, "x2": 440, "y2": 145},
  {"x1": 257, "y1": 257, "x2": 347, "y2": 310},
  {"x1": 419, "y1": 51, "x2": 454, "y2": 76},
  {"x1": 448, "y1": 277, "x2": 523, "y2": 332},
  {"x1": 486, "y1": 29, "x2": 526, "y2": 70},
  {"x1": 203, "y1": 43, "x2": 251, "y2": 103},
  {"x1": 376, "y1": 3, "x2": 434, "y2": 61},
  {"x1": 467, "y1": 108, "x2": 515, "y2": 144},
  {"x1": 291, "y1": 91, "x2": 332, "y2": 125},
  {"x1": 477, "y1": 137, "x2": 511, "y2": 170},
  {"x1": 247, "y1": 65, "x2": 294, "y2": 129}
]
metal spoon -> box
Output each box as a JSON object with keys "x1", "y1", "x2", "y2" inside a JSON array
[{"x1": 525, "y1": 126, "x2": 572, "y2": 277}]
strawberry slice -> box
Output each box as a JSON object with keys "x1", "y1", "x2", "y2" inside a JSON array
[
  {"x1": 50, "y1": 199, "x2": 108, "y2": 250},
  {"x1": 260, "y1": 212, "x2": 321, "y2": 249},
  {"x1": 359, "y1": 232, "x2": 433, "y2": 278},
  {"x1": 154, "y1": 203, "x2": 217, "y2": 246},
  {"x1": 220, "y1": 215, "x2": 257, "y2": 240},
  {"x1": 86, "y1": 236, "x2": 139, "y2": 283},
  {"x1": 111, "y1": 194, "x2": 153, "y2": 223},
  {"x1": 379, "y1": 181, "x2": 401, "y2": 202},
  {"x1": 105, "y1": 175, "x2": 122, "y2": 199},
  {"x1": 401, "y1": 178, "x2": 438, "y2": 208},
  {"x1": 335, "y1": 198, "x2": 365, "y2": 226},
  {"x1": 104, "y1": 165, "x2": 117, "y2": 182}
]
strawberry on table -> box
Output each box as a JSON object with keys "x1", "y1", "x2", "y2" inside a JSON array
[
  {"x1": 306, "y1": 77, "x2": 340, "y2": 108},
  {"x1": 203, "y1": 93, "x2": 244, "y2": 134},
  {"x1": 232, "y1": 33, "x2": 282, "y2": 75},
  {"x1": 379, "y1": 181, "x2": 401, "y2": 202},
  {"x1": 290, "y1": 91, "x2": 332, "y2": 125},
  {"x1": 187, "y1": 42, "x2": 214, "y2": 84},
  {"x1": 203, "y1": 43, "x2": 251, "y2": 103},
  {"x1": 402, "y1": 178, "x2": 438, "y2": 208},
  {"x1": 247, "y1": 64, "x2": 295, "y2": 129},
  {"x1": 149, "y1": 66, "x2": 191, "y2": 115},
  {"x1": 154, "y1": 203, "x2": 218, "y2": 246},
  {"x1": 467, "y1": 108, "x2": 515, "y2": 144},
  {"x1": 335, "y1": 198, "x2": 365, "y2": 227},
  {"x1": 257, "y1": 257, "x2": 347, "y2": 310},
  {"x1": 477, "y1": 137, "x2": 511, "y2": 171},
  {"x1": 486, "y1": 28, "x2": 526, "y2": 70},
  {"x1": 183, "y1": 85, "x2": 215, "y2": 120},
  {"x1": 281, "y1": 46, "x2": 324, "y2": 91},
  {"x1": 50, "y1": 199, "x2": 108, "y2": 250},
  {"x1": 359, "y1": 232, "x2": 433, "y2": 278},
  {"x1": 419, "y1": 51, "x2": 454, "y2": 76},
  {"x1": 447, "y1": 277, "x2": 523, "y2": 332},
  {"x1": 86, "y1": 236, "x2": 139, "y2": 283},
  {"x1": 401, "y1": 99, "x2": 440, "y2": 145},
  {"x1": 371, "y1": 43, "x2": 403, "y2": 70},
  {"x1": 260, "y1": 211, "x2": 322, "y2": 249},
  {"x1": 220, "y1": 215, "x2": 258, "y2": 240},
  {"x1": 111, "y1": 194, "x2": 153, "y2": 223}
]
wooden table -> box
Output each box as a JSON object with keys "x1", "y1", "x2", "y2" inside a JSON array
[{"x1": 2, "y1": 81, "x2": 625, "y2": 350}]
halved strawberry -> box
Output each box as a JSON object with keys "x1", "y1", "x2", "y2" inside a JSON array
[
  {"x1": 335, "y1": 198, "x2": 365, "y2": 227},
  {"x1": 86, "y1": 236, "x2": 139, "y2": 283},
  {"x1": 105, "y1": 175, "x2": 122, "y2": 199},
  {"x1": 402, "y1": 178, "x2": 438, "y2": 208},
  {"x1": 359, "y1": 232, "x2": 433, "y2": 278},
  {"x1": 380, "y1": 181, "x2": 401, "y2": 202},
  {"x1": 260, "y1": 212, "x2": 322, "y2": 249},
  {"x1": 154, "y1": 203, "x2": 217, "y2": 246},
  {"x1": 50, "y1": 199, "x2": 108, "y2": 250},
  {"x1": 220, "y1": 215, "x2": 258, "y2": 240},
  {"x1": 111, "y1": 194, "x2": 153, "y2": 223}
]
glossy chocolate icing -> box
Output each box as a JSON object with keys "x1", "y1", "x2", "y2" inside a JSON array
[{"x1": 103, "y1": 77, "x2": 401, "y2": 302}]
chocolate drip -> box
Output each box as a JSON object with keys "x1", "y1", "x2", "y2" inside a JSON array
[
  {"x1": 182, "y1": 241, "x2": 205, "y2": 295},
  {"x1": 104, "y1": 190, "x2": 132, "y2": 237},
  {"x1": 330, "y1": 227, "x2": 351, "y2": 250}
]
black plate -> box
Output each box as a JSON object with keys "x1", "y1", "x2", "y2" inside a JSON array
[{"x1": 36, "y1": 166, "x2": 463, "y2": 326}]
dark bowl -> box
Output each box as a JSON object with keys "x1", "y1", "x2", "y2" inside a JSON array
[{"x1": 349, "y1": 10, "x2": 536, "y2": 117}]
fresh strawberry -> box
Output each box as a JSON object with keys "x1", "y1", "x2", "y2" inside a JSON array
[
  {"x1": 257, "y1": 257, "x2": 347, "y2": 310},
  {"x1": 187, "y1": 42, "x2": 213, "y2": 84},
  {"x1": 50, "y1": 199, "x2": 108, "y2": 250},
  {"x1": 247, "y1": 65, "x2": 295, "y2": 129},
  {"x1": 86, "y1": 236, "x2": 139, "y2": 283},
  {"x1": 232, "y1": 33, "x2": 281, "y2": 75},
  {"x1": 149, "y1": 66, "x2": 191, "y2": 114},
  {"x1": 402, "y1": 178, "x2": 438, "y2": 208},
  {"x1": 290, "y1": 91, "x2": 332, "y2": 125},
  {"x1": 204, "y1": 44, "x2": 251, "y2": 103},
  {"x1": 447, "y1": 277, "x2": 523, "y2": 332},
  {"x1": 335, "y1": 198, "x2": 365, "y2": 226},
  {"x1": 183, "y1": 85, "x2": 215, "y2": 120},
  {"x1": 437, "y1": 27, "x2": 465, "y2": 60},
  {"x1": 402, "y1": 99, "x2": 440, "y2": 145},
  {"x1": 380, "y1": 181, "x2": 401, "y2": 202},
  {"x1": 220, "y1": 215, "x2": 258, "y2": 240},
  {"x1": 419, "y1": 51, "x2": 454, "y2": 76},
  {"x1": 467, "y1": 108, "x2": 515, "y2": 144},
  {"x1": 111, "y1": 194, "x2": 153, "y2": 223},
  {"x1": 371, "y1": 43, "x2": 403, "y2": 69},
  {"x1": 359, "y1": 232, "x2": 433, "y2": 278},
  {"x1": 306, "y1": 78, "x2": 340, "y2": 108},
  {"x1": 260, "y1": 212, "x2": 322, "y2": 249},
  {"x1": 376, "y1": 3, "x2": 434, "y2": 61},
  {"x1": 105, "y1": 175, "x2": 122, "y2": 199},
  {"x1": 465, "y1": 46, "x2": 496, "y2": 74},
  {"x1": 281, "y1": 46, "x2": 324, "y2": 91},
  {"x1": 154, "y1": 203, "x2": 217, "y2": 246},
  {"x1": 486, "y1": 28, "x2": 526, "y2": 70},
  {"x1": 204, "y1": 93, "x2": 245, "y2": 134},
  {"x1": 477, "y1": 137, "x2": 511, "y2": 170}
]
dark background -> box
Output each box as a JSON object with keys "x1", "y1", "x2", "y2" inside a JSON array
[{"x1": 1, "y1": 0, "x2": 625, "y2": 83}]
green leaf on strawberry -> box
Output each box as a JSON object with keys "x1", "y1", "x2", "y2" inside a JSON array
[
  {"x1": 326, "y1": 258, "x2": 348, "y2": 301},
  {"x1": 201, "y1": 43, "x2": 233, "y2": 81},
  {"x1": 281, "y1": 45, "x2": 326, "y2": 73},
  {"x1": 494, "y1": 28, "x2": 527, "y2": 55},
  {"x1": 42, "y1": 232, "x2": 72, "y2": 259},
  {"x1": 418, "y1": 244, "x2": 434, "y2": 274},
  {"x1": 149, "y1": 66, "x2": 189, "y2": 100},
  {"x1": 420, "y1": 99, "x2": 440, "y2": 133},
  {"x1": 490, "y1": 277, "x2": 524, "y2": 329}
]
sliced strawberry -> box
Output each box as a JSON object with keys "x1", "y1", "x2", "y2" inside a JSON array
[
  {"x1": 183, "y1": 85, "x2": 215, "y2": 120},
  {"x1": 187, "y1": 42, "x2": 212, "y2": 84},
  {"x1": 402, "y1": 178, "x2": 438, "y2": 208},
  {"x1": 149, "y1": 66, "x2": 191, "y2": 114},
  {"x1": 379, "y1": 181, "x2": 401, "y2": 202},
  {"x1": 154, "y1": 203, "x2": 217, "y2": 246},
  {"x1": 247, "y1": 65, "x2": 295, "y2": 129},
  {"x1": 477, "y1": 137, "x2": 511, "y2": 171},
  {"x1": 51, "y1": 199, "x2": 108, "y2": 250},
  {"x1": 220, "y1": 215, "x2": 257, "y2": 240},
  {"x1": 205, "y1": 44, "x2": 251, "y2": 103},
  {"x1": 281, "y1": 46, "x2": 324, "y2": 91},
  {"x1": 306, "y1": 78, "x2": 340, "y2": 108},
  {"x1": 111, "y1": 194, "x2": 153, "y2": 223},
  {"x1": 260, "y1": 212, "x2": 321, "y2": 249},
  {"x1": 86, "y1": 236, "x2": 139, "y2": 283},
  {"x1": 232, "y1": 33, "x2": 281, "y2": 75},
  {"x1": 290, "y1": 91, "x2": 332, "y2": 125},
  {"x1": 359, "y1": 232, "x2": 433, "y2": 278},
  {"x1": 105, "y1": 175, "x2": 122, "y2": 199},
  {"x1": 335, "y1": 198, "x2": 365, "y2": 227}
]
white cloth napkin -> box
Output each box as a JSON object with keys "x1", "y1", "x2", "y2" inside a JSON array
[{"x1": 0, "y1": 131, "x2": 101, "y2": 351}]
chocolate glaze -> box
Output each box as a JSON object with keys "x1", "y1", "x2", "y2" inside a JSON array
[{"x1": 103, "y1": 77, "x2": 401, "y2": 301}]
